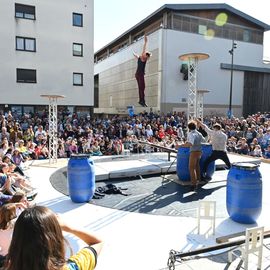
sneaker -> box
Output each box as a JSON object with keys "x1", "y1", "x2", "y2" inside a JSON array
[
  {"x1": 190, "y1": 185, "x2": 198, "y2": 192},
  {"x1": 26, "y1": 190, "x2": 38, "y2": 201},
  {"x1": 203, "y1": 175, "x2": 212, "y2": 181},
  {"x1": 138, "y1": 101, "x2": 144, "y2": 107},
  {"x1": 143, "y1": 102, "x2": 148, "y2": 107}
]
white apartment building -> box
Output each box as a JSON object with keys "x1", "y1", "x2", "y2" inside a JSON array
[
  {"x1": 0, "y1": 0, "x2": 94, "y2": 115},
  {"x1": 94, "y1": 3, "x2": 270, "y2": 117}
]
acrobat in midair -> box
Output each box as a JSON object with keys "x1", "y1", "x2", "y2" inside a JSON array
[{"x1": 133, "y1": 35, "x2": 151, "y2": 107}]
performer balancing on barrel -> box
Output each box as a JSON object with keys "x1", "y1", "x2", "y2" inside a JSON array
[
  {"x1": 133, "y1": 35, "x2": 151, "y2": 107},
  {"x1": 179, "y1": 120, "x2": 205, "y2": 191},
  {"x1": 196, "y1": 119, "x2": 231, "y2": 180}
]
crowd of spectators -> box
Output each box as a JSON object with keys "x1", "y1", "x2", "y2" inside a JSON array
[
  {"x1": 1, "y1": 108, "x2": 270, "y2": 266},
  {"x1": 0, "y1": 109, "x2": 270, "y2": 166}
]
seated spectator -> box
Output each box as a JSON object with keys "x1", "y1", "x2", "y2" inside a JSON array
[
  {"x1": 64, "y1": 137, "x2": 72, "y2": 158},
  {"x1": 17, "y1": 140, "x2": 30, "y2": 160},
  {"x1": 145, "y1": 124, "x2": 153, "y2": 138},
  {"x1": 0, "y1": 168, "x2": 13, "y2": 195},
  {"x1": 34, "y1": 125, "x2": 47, "y2": 143},
  {"x1": 0, "y1": 163, "x2": 35, "y2": 195},
  {"x1": 23, "y1": 127, "x2": 34, "y2": 142},
  {"x1": 235, "y1": 138, "x2": 249, "y2": 155},
  {"x1": 0, "y1": 192, "x2": 13, "y2": 207},
  {"x1": 34, "y1": 142, "x2": 49, "y2": 159},
  {"x1": 4, "y1": 206, "x2": 103, "y2": 270},
  {"x1": 58, "y1": 141, "x2": 66, "y2": 158},
  {"x1": 0, "y1": 203, "x2": 17, "y2": 265},
  {"x1": 2, "y1": 154, "x2": 24, "y2": 177},
  {"x1": 0, "y1": 139, "x2": 9, "y2": 159},
  {"x1": 253, "y1": 145, "x2": 262, "y2": 157},
  {"x1": 227, "y1": 137, "x2": 236, "y2": 152},
  {"x1": 0, "y1": 127, "x2": 10, "y2": 142},
  {"x1": 113, "y1": 139, "x2": 123, "y2": 155},
  {"x1": 68, "y1": 139, "x2": 78, "y2": 155},
  {"x1": 25, "y1": 140, "x2": 37, "y2": 160},
  {"x1": 104, "y1": 139, "x2": 115, "y2": 155},
  {"x1": 9, "y1": 190, "x2": 31, "y2": 213},
  {"x1": 91, "y1": 141, "x2": 103, "y2": 156},
  {"x1": 261, "y1": 128, "x2": 270, "y2": 149},
  {"x1": 0, "y1": 200, "x2": 29, "y2": 267},
  {"x1": 11, "y1": 148, "x2": 25, "y2": 170},
  {"x1": 249, "y1": 143, "x2": 256, "y2": 156},
  {"x1": 263, "y1": 145, "x2": 270, "y2": 159},
  {"x1": 0, "y1": 190, "x2": 34, "y2": 207},
  {"x1": 157, "y1": 125, "x2": 166, "y2": 141}
]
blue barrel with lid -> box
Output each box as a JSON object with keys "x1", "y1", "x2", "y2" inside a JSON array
[
  {"x1": 226, "y1": 162, "x2": 262, "y2": 224},
  {"x1": 200, "y1": 143, "x2": 215, "y2": 178},
  {"x1": 176, "y1": 146, "x2": 190, "y2": 181},
  {"x1": 67, "y1": 154, "x2": 95, "y2": 203},
  {"x1": 176, "y1": 144, "x2": 215, "y2": 181}
]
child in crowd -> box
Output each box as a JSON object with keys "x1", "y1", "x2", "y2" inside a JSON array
[
  {"x1": 4, "y1": 206, "x2": 103, "y2": 270},
  {"x1": 0, "y1": 204, "x2": 17, "y2": 266}
]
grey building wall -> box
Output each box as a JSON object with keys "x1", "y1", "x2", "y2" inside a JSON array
[
  {"x1": 94, "y1": 12, "x2": 269, "y2": 117},
  {"x1": 94, "y1": 31, "x2": 161, "y2": 114},
  {"x1": 0, "y1": 0, "x2": 94, "y2": 108}
]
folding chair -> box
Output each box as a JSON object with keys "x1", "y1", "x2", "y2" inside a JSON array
[
  {"x1": 228, "y1": 226, "x2": 264, "y2": 270},
  {"x1": 197, "y1": 201, "x2": 216, "y2": 235}
]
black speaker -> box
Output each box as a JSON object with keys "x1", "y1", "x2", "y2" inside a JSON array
[{"x1": 180, "y1": 63, "x2": 188, "y2": 80}]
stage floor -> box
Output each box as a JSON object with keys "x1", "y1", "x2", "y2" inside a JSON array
[{"x1": 50, "y1": 153, "x2": 259, "y2": 218}]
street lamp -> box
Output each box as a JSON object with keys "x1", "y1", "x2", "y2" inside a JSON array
[{"x1": 228, "y1": 40, "x2": 237, "y2": 119}]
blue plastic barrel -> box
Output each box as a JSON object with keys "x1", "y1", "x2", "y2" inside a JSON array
[
  {"x1": 67, "y1": 154, "x2": 95, "y2": 203},
  {"x1": 200, "y1": 143, "x2": 215, "y2": 178},
  {"x1": 176, "y1": 146, "x2": 190, "y2": 181},
  {"x1": 226, "y1": 162, "x2": 262, "y2": 224},
  {"x1": 176, "y1": 144, "x2": 215, "y2": 181}
]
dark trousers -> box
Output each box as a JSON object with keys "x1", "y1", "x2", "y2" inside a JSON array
[
  {"x1": 203, "y1": 150, "x2": 231, "y2": 173},
  {"x1": 135, "y1": 72, "x2": 145, "y2": 102}
]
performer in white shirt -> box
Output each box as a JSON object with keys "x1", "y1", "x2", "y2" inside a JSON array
[{"x1": 196, "y1": 119, "x2": 231, "y2": 179}]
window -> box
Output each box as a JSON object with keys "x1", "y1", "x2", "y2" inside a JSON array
[
  {"x1": 73, "y1": 43, "x2": 83, "y2": 56},
  {"x1": 16, "y1": 37, "x2": 36, "y2": 52},
  {"x1": 15, "y1": 3, "x2": 35, "y2": 20},
  {"x1": 73, "y1": 13, "x2": 83, "y2": 27},
  {"x1": 243, "y1": 30, "x2": 251, "y2": 42},
  {"x1": 73, "y1": 73, "x2": 83, "y2": 86},
  {"x1": 17, "y1": 69, "x2": 36, "y2": 83}
]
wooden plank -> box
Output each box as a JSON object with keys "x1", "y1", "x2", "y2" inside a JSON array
[
  {"x1": 216, "y1": 231, "x2": 245, "y2": 243},
  {"x1": 138, "y1": 140, "x2": 178, "y2": 153},
  {"x1": 173, "y1": 230, "x2": 270, "y2": 259},
  {"x1": 216, "y1": 229, "x2": 270, "y2": 244}
]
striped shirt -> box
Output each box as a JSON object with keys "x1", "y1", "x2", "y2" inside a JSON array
[{"x1": 187, "y1": 130, "x2": 204, "y2": 151}]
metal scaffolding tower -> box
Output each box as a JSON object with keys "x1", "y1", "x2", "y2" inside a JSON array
[
  {"x1": 41, "y1": 94, "x2": 65, "y2": 164},
  {"x1": 179, "y1": 53, "x2": 209, "y2": 120},
  {"x1": 197, "y1": 89, "x2": 210, "y2": 119}
]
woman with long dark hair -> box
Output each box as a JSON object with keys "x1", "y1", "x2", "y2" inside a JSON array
[{"x1": 5, "y1": 205, "x2": 103, "y2": 270}]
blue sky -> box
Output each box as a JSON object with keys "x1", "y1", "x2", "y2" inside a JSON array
[{"x1": 94, "y1": 0, "x2": 270, "y2": 60}]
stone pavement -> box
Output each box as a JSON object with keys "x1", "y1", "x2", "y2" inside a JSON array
[{"x1": 27, "y1": 153, "x2": 270, "y2": 270}]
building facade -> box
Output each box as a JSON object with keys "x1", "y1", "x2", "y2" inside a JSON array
[
  {"x1": 94, "y1": 4, "x2": 270, "y2": 117},
  {"x1": 0, "y1": 0, "x2": 94, "y2": 116}
]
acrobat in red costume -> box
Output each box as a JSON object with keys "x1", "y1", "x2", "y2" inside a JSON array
[{"x1": 133, "y1": 35, "x2": 151, "y2": 107}]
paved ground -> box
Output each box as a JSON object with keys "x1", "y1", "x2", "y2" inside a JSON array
[{"x1": 28, "y1": 154, "x2": 270, "y2": 270}]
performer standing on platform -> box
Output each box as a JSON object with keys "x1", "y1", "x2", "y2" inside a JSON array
[
  {"x1": 133, "y1": 35, "x2": 151, "y2": 107},
  {"x1": 196, "y1": 119, "x2": 231, "y2": 179},
  {"x1": 179, "y1": 121, "x2": 205, "y2": 191}
]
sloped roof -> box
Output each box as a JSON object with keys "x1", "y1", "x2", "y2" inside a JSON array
[
  {"x1": 162, "y1": 3, "x2": 270, "y2": 30},
  {"x1": 95, "y1": 3, "x2": 270, "y2": 54}
]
